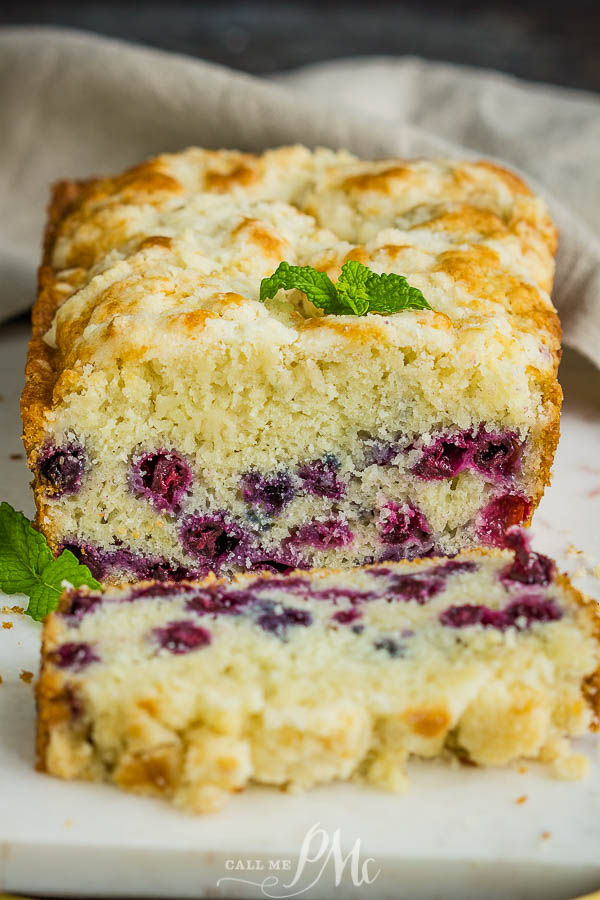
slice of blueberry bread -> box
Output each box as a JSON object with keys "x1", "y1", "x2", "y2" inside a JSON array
[
  {"x1": 37, "y1": 531, "x2": 600, "y2": 813},
  {"x1": 23, "y1": 147, "x2": 561, "y2": 582}
]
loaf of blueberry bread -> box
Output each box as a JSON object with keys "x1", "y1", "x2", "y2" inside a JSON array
[
  {"x1": 37, "y1": 531, "x2": 599, "y2": 813},
  {"x1": 23, "y1": 146, "x2": 561, "y2": 582}
]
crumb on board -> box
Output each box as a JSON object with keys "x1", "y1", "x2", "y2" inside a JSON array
[
  {"x1": 518, "y1": 765, "x2": 528, "y2": 774},
  {"x1": 552, "y1": 753, "x2": 589, "y2": 780},
  {"x1": 64, "y1": 818, "x2": 73, "y2": 828},
  {"x1": 19, "y1": 670, "x2": 34, "y2": 684},
  {"x1": 592, "y1": 565, "x2": 600, "y2": 580},
  {"x1": 9, "y1": 452, "x2": 23, "y2": 460},
  {"x1": 2, "y1": 605, "x2": 24, "y2": 615},
  {"x1": 567, "y1": 544, "x2": 585, "y2": 558},
  {"x1": 515, "y1": 795, "x2": 527, "y2": 805},
  {"x1": 572, "y1": 566, "x2": 588, "y2": 578},
  {"x1": 2, "y1": 621, "x2": 13, "y2": 630},
  {"x1": 0, "y1": 675, "x2": 3, "y2": 685},
  {"x1": 540, "y1": 831, "x2": 552, "y2": 840}
]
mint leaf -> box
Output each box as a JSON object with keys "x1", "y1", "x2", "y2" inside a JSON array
[
  {"x1": 260, "y1": 260, "x2": 432, "y2": 316},
  {"x1": 259, "y1": 261, "x2": 345, "y2": 314},
  {"x1": 335, "y1": 260, "x2": 371, "y2": 316},
  {"x1": 362, "y1": 270, "x2": 432, "y2": 313},
  {"x1": 0, "y1": 502, "x2": 100, "y2": 621}
]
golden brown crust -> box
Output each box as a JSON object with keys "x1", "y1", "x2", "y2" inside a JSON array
[
  {"x1": 23, "y1": 179, "x2": 91, "y2": 440},
  {"x1": 555, "y1": 571, "x2": 600, "y2": 727},
  {"x1": 35, "y1": 609, "x2": 68, "y2": 771}
]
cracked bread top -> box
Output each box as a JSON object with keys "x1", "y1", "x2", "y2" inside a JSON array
[{"x1": 23, "y1": 146, "x2": 561, "y2": 457}]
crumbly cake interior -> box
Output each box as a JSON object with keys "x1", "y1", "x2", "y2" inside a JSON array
[
  {"x1": 24, "y1": 146, "x2": 562, "y2": 582},
  {"x1": 37, "y1": 534, "x2": 600, "y2": 813}
]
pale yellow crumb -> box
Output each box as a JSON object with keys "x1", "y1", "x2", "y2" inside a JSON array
[
  {"x1": 552, "y1": 753, "x2": 589, "y2": 780},
  {"x1": 2, "y1": 621, "x2": 13, "y2": 630},
  {"x1": 37, "y1": 549, "x2": 598, "y2": 814}
]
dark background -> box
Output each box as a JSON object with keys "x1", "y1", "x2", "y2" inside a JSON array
[{"x1": 1, "y1": 0, "x2": 600, "y2": 92}]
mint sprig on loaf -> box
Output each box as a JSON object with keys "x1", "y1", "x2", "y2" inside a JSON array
[{"x1": 260, "y1": 260, "x2": 432, "y2": 316}]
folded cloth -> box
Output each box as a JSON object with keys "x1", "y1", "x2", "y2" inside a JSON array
[{"x1": 1, "y1": 26, "x2": 599, "y2": 367}]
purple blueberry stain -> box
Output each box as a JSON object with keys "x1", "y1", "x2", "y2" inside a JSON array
[
  {"x1": 430, "y1": 560, "x2": 477, "y2": 577},
  {"x1": 331, "y1": 606, "x2": 363, "y2": 625},
  {"x1": 297, "y1": 456, "x2": 346, "y2": 499},
  {"x1": 501, "y1": 527, "x2": 555, "y2": 587},
  {"x1": 250, "y1": 576, "x2": 312, "y2": 594},
  {"x1": 130, "y1": 449, "x2": 192, "y2": 512},
  {"x1": 180, "y1": 512, "x2": 247, "y2": 569},
  {"x1": 373, "y1": 637, "x2": 405, "y2": 658},
  {"x1": 377, "y1": 501, "x2": 434, "y2": 558},
  {"x1": 503, "y1": 596, "x2": 562, "y2": 628},
  {"x1": 412, "y1": 435, "x2": 470, "y2": 480},
  {"x1": 38, "y1": 443, "x2": 86, "y2": 497},
  {"x1": 125, "y1": 582, "x2": 198, "y2": 602},
  {"x1": 249, "y1": 557, "x2": 299, "y2": 575},
  {"x1": 186, "y1": 584, "x2": 258, "y2": 616},
  {"x1": 64, "y1": 684, "x2": 83, "y2": 719},
  {"x1": 60, "y1": 543, "x2": 108, "y2": 579},
  {"x1": 153, "y1": 620, "x2": 212, "y2": 654},
  {"x1": 256, "y1": 603, "x2": 313, "y2": 639},
  {"x1": 142, "y1": 558, "x2": 200, "y2": 582},
  {"x1": 241, "y1": 470, "x2": 295, "y2": 516},
  {"x1": 440, "y1": 595, "x2": 562, "y2": 631},
  {"x1": 412, "y1": 426, "x2": 523, "y2": 483},
  {"x1": 385, "y1": 572, "x2": 445, "y2": 604},
  {"x1": 368, "y1": 559, "x2": 476, "y2": 601},
  {"x1": 361, "y1": 438, "x2": 399, "y2": 467},
  {"x1": 477, "y1": 494, "x2": 532, "y2": 547},
  {"x1": 310, "y1": 586, "x2": 376, "y2": 604},
  {"x1": 63, "y1": 589, "x2": 102, "y2": 623},
  {"x1": 289, "y1": 518, "x2": 354, "y2": 550},
  {"x1": 51, "y1": 641, "x2": 100, "y2": 671},
  {"x1": 439, "y1": 604, "x2": 507, "y2": 629},
  {"x1": 60, "y1": 542, "x2": 200, "y2": 582},
  {"x1": 473, "y1": 430, "x2": 522, "y2": 480},
  {"x1": 246, "y1": 543, "x2": 307, "y2": 575}
]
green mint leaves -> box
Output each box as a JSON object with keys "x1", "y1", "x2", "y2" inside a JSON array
[
  {"x1": 0, "y1": 502, "x2": 100, "y2": 621},
  {"x1": 260, "y1": 262, "x2": 341, "y2": 313},
  {"x1": 260, "y1": 260, "x2": 432, "y2": 316}
]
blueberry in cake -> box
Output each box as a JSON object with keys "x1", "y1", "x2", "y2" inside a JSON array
[
  {"x1": 23, "y1": 147, "x2": 561, "y2": 582},
  {"x1": 37, "y1": 531, "x2": 600, "y2": 812}
]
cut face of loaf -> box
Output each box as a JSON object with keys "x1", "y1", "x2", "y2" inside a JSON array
[
  {"x1": 37, "y1": 532, "x2": 600, "y2": 813},
  {"x1": 23, "y1": 147, "x2": 562, "y2": 582}
]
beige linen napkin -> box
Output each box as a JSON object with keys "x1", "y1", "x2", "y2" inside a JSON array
[{"x1": 1, "y1": 26, "x2": 599, "y2": 366}]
